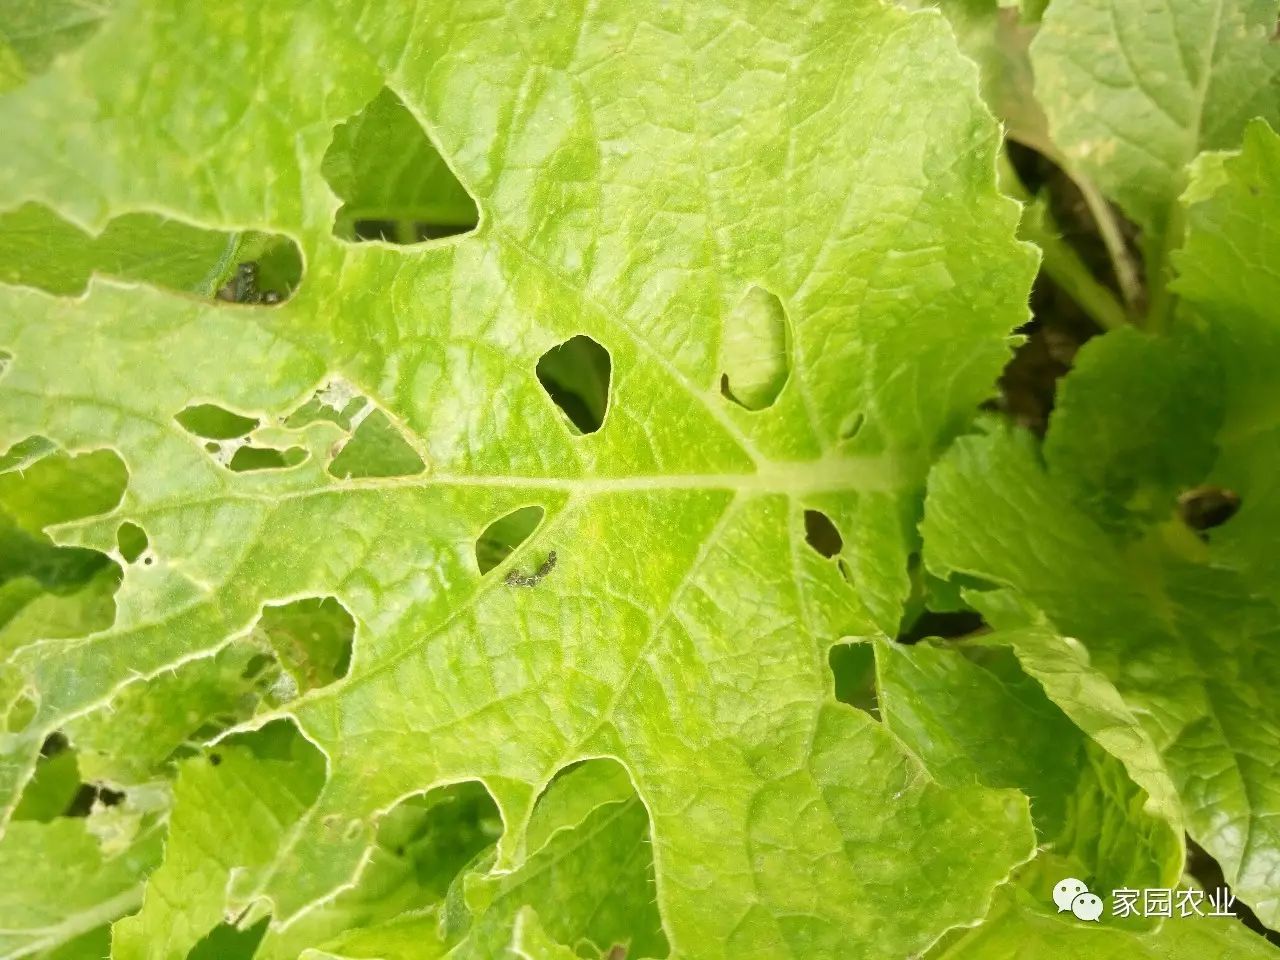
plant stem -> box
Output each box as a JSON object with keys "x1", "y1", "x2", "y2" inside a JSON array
[
  {"x1": 1142, "y1": 203, "x2": 1184, "y2": 334},
  {"x1": 1034, "y1": 225, "x2": 1131, "y2": 331},
  {"x1": 999, "y1": 153, "x2": 1130, "y2": 332},
  {"x1": 1075, "y1": 175, "x2": 1143, "y2": 312}
]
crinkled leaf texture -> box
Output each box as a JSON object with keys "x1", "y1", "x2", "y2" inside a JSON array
[
  {"x1": 925, "y1": 121, "x2": 1280, "y2": 932},
  {"x1": 0, "y1": 0, "x2": 1040, "y2": 957},
  {"x1": 1032, "y1": 0, "x2": 1280, "y2": 237}
]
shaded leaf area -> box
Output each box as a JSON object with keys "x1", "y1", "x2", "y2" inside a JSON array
[
  {"x1": 1031, "y1": 0, "x2": 1280, "y2": 249},
  {"x1": 876, "y1": 637, "x2": 1180, "y2": 906},
  {"x1": 0, "y1": 443, "x2": 125, "y2": 663},
  {"x1": 0, "y1": 0, "x2": 112, "y2": 92},
  {"x1": 923, "y1": 145, "x2": 1280, "y2": 921},
  {"x1": 926, "y1": 419, "x2": 1280, "y2": 929}
]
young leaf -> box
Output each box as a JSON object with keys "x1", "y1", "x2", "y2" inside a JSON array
[{"x1": 1031, "y1": 0, "x2": 1280, "y2": 251}]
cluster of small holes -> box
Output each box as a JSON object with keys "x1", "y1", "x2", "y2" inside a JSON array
[{"x1": 205, "y1": 438, "x2": 246, "y2": 467}]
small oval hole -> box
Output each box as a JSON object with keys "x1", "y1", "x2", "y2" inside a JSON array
[{"x1": 803, "y1": 509, "x2": 843, "y2": 559}]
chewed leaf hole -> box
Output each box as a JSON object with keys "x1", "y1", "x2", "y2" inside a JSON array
[
  {"x1": 286, "y1": 381, "x2": 367, "y2": 430},
  {"x1": 12, "y1": 733, "x2": 84, "y2": 822},
  {"x1": 0, "y1": 203, "x2": 301, "y2": 302},
  {"x1": 898, "y1": 610, "x2": 988, "y2": 646},
  {"x1": 536, "y1": 335, "x2": 611, "y2": 435},
  {"x1": 323, "y1": 87, "x2": 479, "y2": 245},
  {"x1": 374, "y1": 781, "x2": 502, "y2": 899},
  {"x1": 213, "y1": 238, "x2": 303, "y2": 305},
  {"x1": 720, "y1": 285, "x2": 790, "y2": 411},
  {"x1": 254, "y1": 597, "x2": 355, "y2": 695},
  {"x1": 1178, "y1": 486, "x2": 1241, "y2": 532},
  {"x1": 328, "y1": 409, "x2": 425, "y2": 479},
  {"x1": 175, "y1": 404, "x2": 258, "y2": 440},
  {"x1": 0, "y1": 435, "x2": 57, "y2": 474},
  {"x1": 476, "y1": 505, "x2": 544, "y2": 575},
  {"x1": 527, "y1": 758, "x2": 670, "y2": 957},
  {"x1": 829, "y1": 643, "x2": 880, "y2": 720},
  {"x1": 116, "y1": 522, "x2": 149, "y2": 563},
  {"x1": 227, "y1": 446, "x2": 307, "y2": 472},
  {"x1": 64, "y1": 781, "x2": 125, "y2": 818},
  {"x1": 803, "y1": 509, "x2": 843, "y2": 559}
]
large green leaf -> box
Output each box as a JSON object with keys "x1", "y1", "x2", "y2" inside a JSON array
[
  {"x1": 1031, "y1": 0, "x2": 1280, "y2": 248},
  {"x1": 0, "y1": 0, "x2": 1043, "y2": 955},
  {"x1": 925, "y1": 121, "x2": 1280, "y2": 931},
  {"x1": 924, "y1": 426, "x2": 1280, "y2": 929},
  {"x1": 1173, "y1": 120, "x2": 1280, "y2": 610}
]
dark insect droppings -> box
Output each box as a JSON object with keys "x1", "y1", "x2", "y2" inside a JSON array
[
  {"x1": 1178, "y1": 486, "x2": 1241, "y2": 532},
  {"x1": 504, "y1": 550, "x2": 557, "y2": 588},
  {"x1": 215, "y1": 262, "x2": 285, "y2": 305}
]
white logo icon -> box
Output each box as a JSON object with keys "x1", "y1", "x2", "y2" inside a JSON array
[
  {"x1": 1053, "y1": 878, "x2": 1102, "y2": 921},
  {"x1": 1072, "y1": 892, "x2": 1104, "y2": 922}
]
